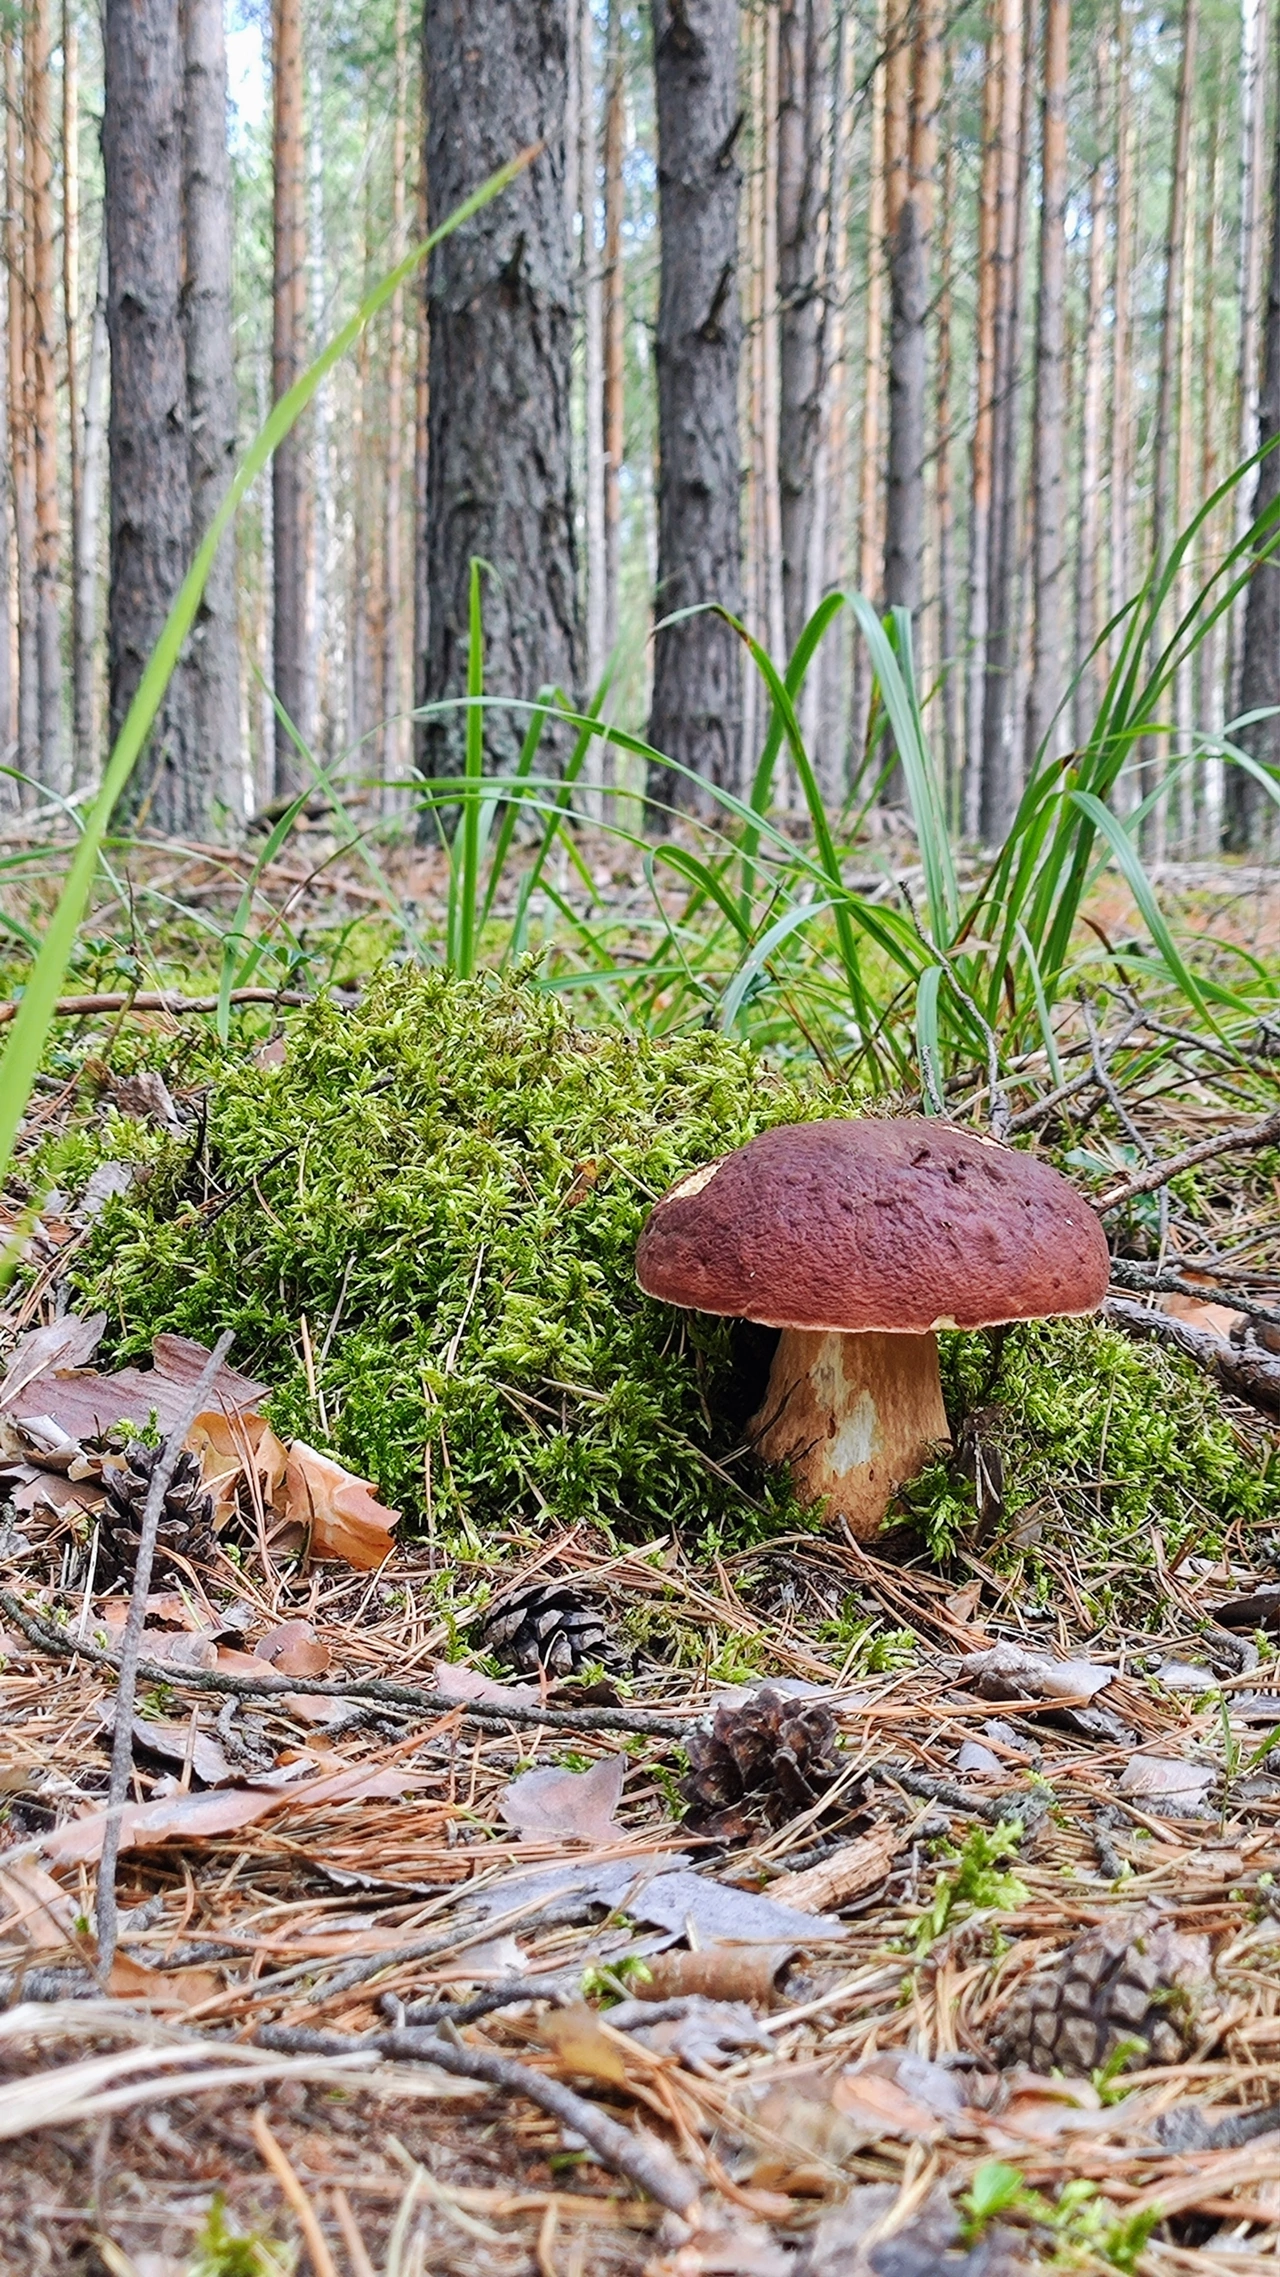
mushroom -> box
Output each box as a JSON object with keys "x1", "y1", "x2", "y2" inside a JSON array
[{"x1": 636, "y1": 1117, "x2": 1110, "y2": 1538}]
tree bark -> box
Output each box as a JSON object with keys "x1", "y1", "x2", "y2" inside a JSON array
[
  {"x1": 884, "y1": 0, "x2": 937, "y2": 626},
  {"x1": 1196, "y1": 100, "x2": 1224, "y2": 846},
  {"x1": 777, "y1": 0, "x2": 831, "y2": 659},
  {"x1": 935, "y1": 95, "x2": 958, "y2": 819},
  {"x1": 382, "y1": 0, "x2": 408, "y2": 804},
  {"x1": 4, "y1": 25, "x2": 37, "y2": 803},
  {"x1": 76, "y1": 243, "x2": 110, "y2": 793},
  {"x1": 64, "y1": 0, "x2": 88, "y2": 787},
  {"x1": 817, "y1": 0, "x2": 857, "y2": 802},
  {"x1": 183, "y1": 0, "x2": 240, "y2": 819},
  {"x1": 1228, "y1": 0, "x2": 1268, "y2": 727},
  {"x1": 413, "y1": 95, "x2": 431, "y2": 780},
  {"x1": 1072, "y1": 36, "x2": 1108, "y2": 753},
  {"x1": 1108, "y1": 0, "x2": 1134, "y2": 689},
  {"x1": 1026, "y1": 0, "x2": 1069, "y2": 768},
  {"x1": 602, "y1": 0, "x2": 625, "y2": 661},
  {"x1": 422, "y1": 0, "x2": 578, "y2": 791},
  {"x1": 1232, "y1": 47, "x2": 1280, "y2": 852},
  {"x1": 28, "y1": 0, "x2": 63, "y2": 790},
  {"x1": 580, "y1": 0, "x2": 607, "y2": 721},
  {"x1": 272, "y1": 0, "x2": 307, "y2": 795},
  {"x1": 963, "y1": 0, "x2": 1003, "y2": 837},
  {"x1": 103, "y1": 0, "x2": 200, "y2": 831},
  {"x1": 850, "y1": 0, "x2": 886, "y2": 770},
  {"x1": 1143, "y1": 0, "x2": 1198, "y2": 845},
  {"x1": 0, "y1": 208, "x2": 10, "y2": 787},
  {"x1": 978, "y1": 0, "x2": 1028, "y2": 843},
  {"x1": 647, "y1": 0, "x2": 743, "y2": 813}
]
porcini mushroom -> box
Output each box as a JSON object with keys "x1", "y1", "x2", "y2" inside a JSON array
[{"x1": 636, "y1": 1118, "x2": 1110, "y2": 1538}]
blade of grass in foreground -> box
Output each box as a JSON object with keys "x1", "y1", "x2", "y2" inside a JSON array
[{"x1": 0, "y1": 147, "x2": 537, "y2": 1191}]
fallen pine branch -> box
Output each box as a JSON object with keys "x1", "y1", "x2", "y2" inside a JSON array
[
  {"x1": 1108, "y1": 1259, "x2": 1280, "y2": 1332},
  {"x1": 1103, "y1": 1295, "x2": 1280, "y2": 1417},
  {"x1": 1095, "y1": 1105, "x2": 1280, "y2": 1213},
  {"x1": 0, "y1": 986, "x2": 308, "y2": 1028},
  {"x1": 0, "y1": 1590, "x2": 696, "y2": 1738},
  {"x1": 255, "y1": 2021, "x2": 701, "y2": 2216}
]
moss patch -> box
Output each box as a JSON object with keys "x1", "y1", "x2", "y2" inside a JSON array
[{"x1": 72, "y1": 968, "x2": 826, "y2": 1543}]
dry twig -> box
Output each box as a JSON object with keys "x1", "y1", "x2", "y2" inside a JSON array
[{"x1": 1096, "y1": 1105, "x2": 1280, "y2": 1212}]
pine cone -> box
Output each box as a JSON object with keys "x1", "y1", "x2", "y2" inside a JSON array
[
  {"x1": 994, "y1": 1911, "x2": 1210, "y2": 2077},
  {"x1": 477, "y1": 1581, "x2": 616, "y2": 1677},
  {"x1": 681, "y1": 1685, "x2": 841, "y2": 1841},
  {"x1": 99, "y1": 1439, "x2": 216, "y2": 1584}
]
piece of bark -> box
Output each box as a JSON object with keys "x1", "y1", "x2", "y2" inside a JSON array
[{"x1": 1104, "y1": 1295, "x2": 1280, "y2": 1416}]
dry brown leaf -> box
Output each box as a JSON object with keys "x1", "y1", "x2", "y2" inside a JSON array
[
  {"x1": 41, "y1": 1757, "x2": 436, "y2": 1864},
  {"x1": 0, "y1": 1860, "x2": 77, "y2": 1951},
  {"x1": 498, "y1": 1754, "x2": 626, "y2": 1844},
  {"x1": 960, "y1": 1642, "x2": 1111, "y2": 1705},
  {"x1": 1117, "y1": 1754, "x2": 1215, "y2": 1800},
  {"x1": 749, "y1": 2091, "x2": 869, "y2": 2193},
  {"x1": 187, "y1": 1409, "x2": 288, "y2": 1526},
  {"x1": 831, "y1": 2051, "x2": 971, "y2": 2144},
  {"x1": 283, "y1": 1441, "x2": 399, "y2": 1569},
  {"x1": 255, "y1": 1619, "x2": 332, "y2": 1678},
  {"x1": 2, "y1": 1334, "x2": 266, "y2": 1447},
  {"x1": 637, "y1": 1946, "x2": 791, "y2": 2008},
  {"x1": 428, "y1": 1657, "x2": 542, "y2": 1707},
  {"x1": 0, "y1": 1314, "x2": 107, "y2": 1410},
  {"x1": 1161, "y1": 1293, "x2": 1242, "y2": 1340},
  {"x1": 106, "y1": 1953, "x2": 221, "y2": 2009},
  {"x1": 537, "y1": 2003, "x2": 630, "y2": 2084},
  {"x1": 100, "y1": 1708, "x2": 234, "y2": 1788}
]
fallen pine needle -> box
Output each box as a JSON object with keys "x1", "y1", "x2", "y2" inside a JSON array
[{"x1": 251, "y1": 2107, "x2": 341, "y2": 2277}]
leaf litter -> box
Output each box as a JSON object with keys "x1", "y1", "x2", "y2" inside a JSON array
[{"x1": 3, "y1": 1014, "x2": 1280, "y2": 2269}]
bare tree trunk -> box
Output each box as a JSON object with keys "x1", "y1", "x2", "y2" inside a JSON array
[
  {"x1": 1229, "y1": 0, "x2": 1268, "y2": 722},
  {"x1": 851, "y1": 0, "x2": 886, "y2": 770},
  {"x1": 647, "y1": 0, "x2": 743, "y2": 811},
  {"x1": 777, "y1": 0, "x2": 831, "y2": 658},
  {"x1": 602, "y1": 0, "x2": 625, "y2": 662},
  {"x1": 1073, "y1": 36, "x2": 1108, "y2": 752},
  {"x1": 817, "y1": 0, "x2": 857, "y2": 801},
  {"x1": 413, "y1": 97, "x2": 431, "y2": 779},
  {"x1": 1172, "y1": 127, "x2": 1198, "y2": 852},
  {"x1": 978, "y1": 0, "x2": 1027, "y2": 841},
  {"x1": 183, "y1": 0, "x2": 240, "y2": 821},
  {"x1": 381, "y1": 0, "x2": 408, "y2": 805},
  {"x1": 761, "y1": 0, "x2": 784, "y2": 673},
  {"x1": 963, "y1": 0, "x2": 1003, "y2": 837},
  {"x1": 1197, "y1": 100, "x2": 1225, "y2": 847},
  {"x1": 884, "y1": 0, "x2": 937, "y2": 628},
  {"x1": 75, "y1": 242, "x2": 109, "y2": 792},
  {"x1": 1109, "y1": 0, "x2": 1134, "y2": 701},
  {"x1": 423, "y1": 0, "x2": 579, "y2": 789},
  {"x1": 5, "y1": 30, "x2": 37, "y2": 802},
  {"x1": 1026, "y1": 0, "x2": 1069, "y2": 767},
  {"x1": 1232, "y1": 32, "x2": 1280, "y2": 852},
  {"x1": 935, "y1": 91, "x2": 957, "y2": 819},
  {"x1": 104, "y1": 0, "x2": 201, "y2": 830},
  {"x1": 580, "y1": 0, "x2": 607, "y2": 722},
  {"x1": 0, "y1": 228, "x2": 11, "y2": 788},
  {"x1": 64, "y1": 0, "x2": 88, "y2": 787},
  {"x1": 28, "y1": 0, "x2": 63, "y2": 790},
  {"x1": 272, "y1": 0, "x2": 307, "y2": 795},
  {"x1": 1143, "y1": 0, "x2": 1198, "y2": 848}
]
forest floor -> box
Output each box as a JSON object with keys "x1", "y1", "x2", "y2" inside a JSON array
[{"x1": 1, "y1": 826, "x2": 1279, "y2": 2276}]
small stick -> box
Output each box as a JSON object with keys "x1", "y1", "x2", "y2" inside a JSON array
[
  {"x1": 93, "y1": 1332, "x2": 235, "y2": 1976},
  {"x1": 256, "y1": 2023, "x2": 701, "y2": 2216},
  {"x1": 1108, "y1": 1258, "x2": 1280, "y2": 1332},
  {"x1": 0, "y1": 1592, "x2": 695, "y2": 1740},
  {"x1": 331, "y1": 2190, "x2": 378, "y2": 2277},
  {"x1": 0, "y1": 987, "x2": 307, "y2": 1028},
  {"x1": 251, "y1": 2108, "x2": 341, "y2": 2277},
  {"x1": 1095, "y1": 1105, "x2": 1280, "y2": 1213},
  {"x1": 1103, "y1": 1295, "x2": 1280, "y2": 1416}
]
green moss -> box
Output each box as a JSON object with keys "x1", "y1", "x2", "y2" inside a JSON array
[
  {"x1": 72, "y1": 966, "x2": 826, "y2": 1541},
  {"x1": 905, "y1": 1315, "x2": 1277, "y2": 1613}
]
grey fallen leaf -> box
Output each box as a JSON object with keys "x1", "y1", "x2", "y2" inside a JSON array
[
  {"x1": 1154, "y1": 1661, "x2": 1219, "y2": 1694},
  {"x1": 961, "y1": 1642, "x2": 1112, "y2": 1705},
  {"x1": 983, "y1": 1719, "x2": 1038, "y2": 1758},
  {"x1": 0, "y1": 1314, "x2": 108, "y2": 1412},
  {"x1": 111, "y1": 1070, "x2": 184, "y2": 1134},
  {"x1": 465, "y1": 1852, "x2": 695, "y2": 1922},
  {"x1": 635, "y1": 1867, "x2": 848, "y2": 1946},
  {"x1": 707, "y1": 1675, "x2": 833, "y2": 1711},
  {"x1": 99, "y1": 1707, "x2": 234, "y2": 1789},
  {"x1": 652, "y1": 2218, "x2": 794, "y2": 2276},
  {"x1": 1117, "y1": 1755, "x2": 1215, "y2": 1800},
  {"x1": 625, "y1": 1996, "x2": 771, "y2": 2069},
  {"x1": 428, "y1": 1656, "x2": 542, "y2": 1707},
  {"x1": 799, "y1": 2181, "x2": 1038, "y2": 2277},
  {"x1": 76, "y1": 1162, "x2": 137, "y2": 1224},
  {"x1": 499, "y1": 1753, "x2": 627, "y2": 1844},
  {"x1": 957, "y1": 1740, "x2": 1003, "y2": 1776}
]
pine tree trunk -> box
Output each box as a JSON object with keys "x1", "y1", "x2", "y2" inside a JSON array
[
  {"x1": 580, "y1": 0, "x2": 607, "y2": 725},
  {"x1": 1026, "y1": 0, "x2": 1069, "y2": 766},
  {"x1": 817, "y1": 0, "x2": 857, "y2": 800},
  {"x1": 28, "y1": 0, "x2": 63, "y2": 790},
  {"x1": 935, "y1": 95, "x2": 958, "y2": 818},
  {"x1": 851, "y1": 0, "x2": 887, "y2": 769},
  {"x1": 64, "y1": 0, "x2": 88, "y2": 787},
  {"x1": 1073, "y1": 37, "x2": 1108, "y2": 752},
  {"x1": 0, "y1": 225, "x2": 11, "y2": 789},
  {"x1": 1144, "y1": 0, "x2": 1198, "y2": 849},
  {"x1": 1172, "y1": 129, "x2": 1198, "y2": 851},
  {"x1": 103, "y1": 0, "x2": 200, "y2": 830},
  {"x1": 413, "y1": 110, "x2": 431, "y2": 775},
  {"x1": 1108, "y1": 0, "x2": 1134, "y2": 677},
  {"x1": 760, "y1": 0, "x2": 784, "y2": 673},
  {"x1": 75, "y1": 242, "x2": 109, "y2": 792},
  {"x1": 1232, "y1": 56, "x2": 1280, "y2": 851},
  {"x1": 777, "y1": 0, "x2": 831, "y2": 658},
  {"x1": 271, "y1": 0, "x2": 307, "y2": 796},
  {"x1": 978, "y1": 0, "x2": 1026, "y2": 842},
  {"x1": 963, "y1": 0, "x2": 1002, "y2": 836},
  {"x1": 422, "y1": 0, "x2": 578, "y2": 789},
  {"x1": 183, "y1": 0, "x2": 240, "y2": 820},
  {"x1": 382, "y1": 0, "x2": 408, "y2": 804},
  {"x1": 647, "y1": 0, "x2": 743, "y2": 812},
  {"x1": 602, "y1": 0, "x2": 625, "y2": 661},
  {"x1": 884, "y1": 0, "x2": 937, "y2": 624},
  {"x1": 1228, "y1": 0, "x2": 1268, "y2": 723},
  {"x1": 1196, "y1": 101, "x2": 1224, "y2": 846},
  {"x1": 5, "y1": 29, "x2": 37, "y2": 804}
]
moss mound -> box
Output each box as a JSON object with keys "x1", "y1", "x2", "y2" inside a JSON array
[
  {"x1": 68, "y1": 966, "x2": 1274, "y2": 1578},
  {"x1": 73, "y1": 968, "x2": 822, "y2": 1541}
]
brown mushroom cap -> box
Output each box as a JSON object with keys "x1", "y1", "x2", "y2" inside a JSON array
[{"x1": 636, "y1": 1117, "x2": 1110, "y2": 1333}]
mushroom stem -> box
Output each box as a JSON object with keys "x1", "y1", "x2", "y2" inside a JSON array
[{"x1": 750, "y1": 1327, "x2": 951, "y2": 1539}]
